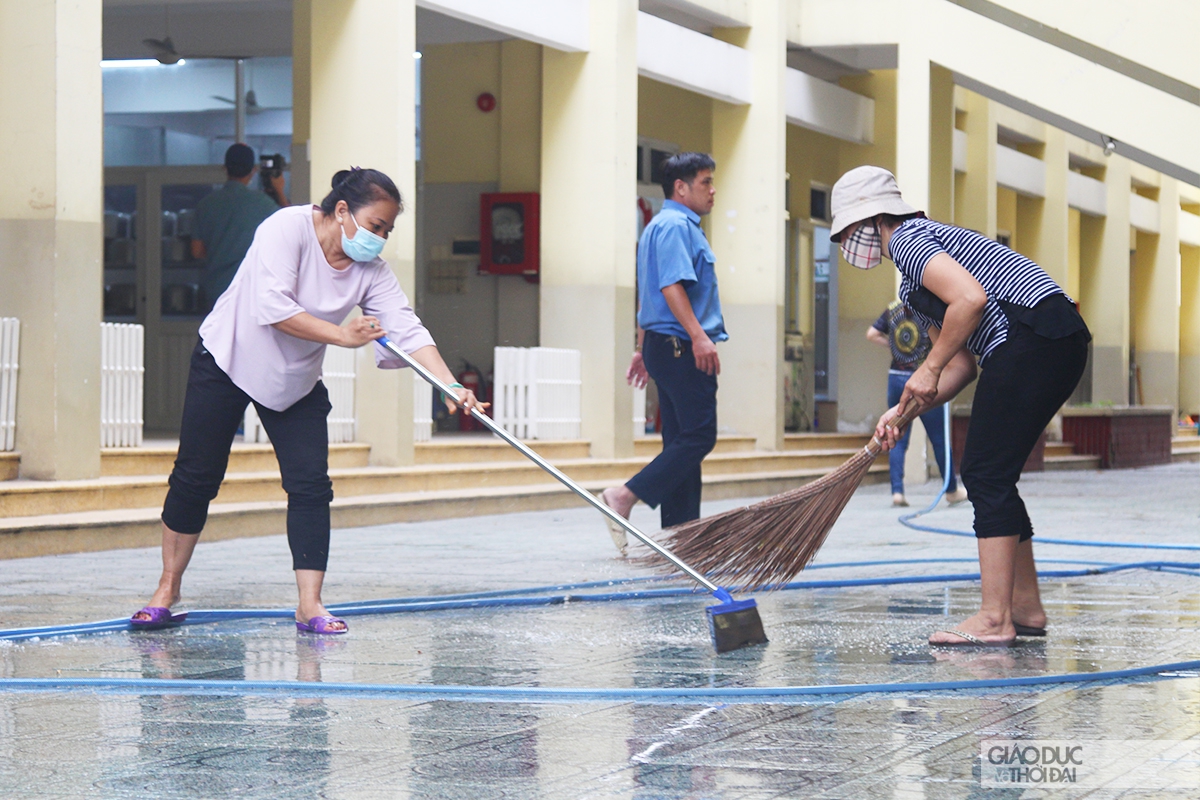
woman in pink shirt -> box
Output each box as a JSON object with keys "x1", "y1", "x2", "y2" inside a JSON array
[{"x1": 132, "y1": 168, "x2": 482, "y2": 635}]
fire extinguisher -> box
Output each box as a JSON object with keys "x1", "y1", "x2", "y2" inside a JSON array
[{"x1": 456, "y1": 366, "x2": 482, "y2": 431}]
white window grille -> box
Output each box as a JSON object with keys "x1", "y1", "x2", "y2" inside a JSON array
[
  {"x1": 323, "y1": 345, "x2": 356, "y2": 444},
  {"x1": 243, "y1": 345, "x2": 357, "y2": 445},
  {"x1": 633, "y1": 384, "x2": 647, "y2": 438},
  {"x1": 0, "y1": 318, "x2": 18, "y2": 452},
  {"x1": 493, "y1": 347, "x2": 582, "y2": 440},
  {"x1": 100, "y1": 322, "x2": 144, "y2": 447},
  {"x1": 414, "y1": 377, "x2": 433, "y2": 443}
]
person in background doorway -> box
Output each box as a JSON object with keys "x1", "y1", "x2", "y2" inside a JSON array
[
  {"x1": 131, "y1": 167, "x2": 482, "y2": 635},
  {"x1": 192, "y1": 143, "x2": 289, "y2": 309},
  {"x1": 867, "y1": 300, "x2": 968, "y2": 507},
  {"x1": 601, "y1": 152, "x2": 725, "y2": 556}
]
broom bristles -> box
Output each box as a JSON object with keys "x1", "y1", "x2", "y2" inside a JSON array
[{"x1": 635, "y1": 446, "x2": 879, "y2": 591}]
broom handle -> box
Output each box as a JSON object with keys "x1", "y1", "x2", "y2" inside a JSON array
[
  {"x1": 377, "y1": 337, "x2": 722, "y2": 594},
  {"x1": 865, "y1": 401, "x2": 923, "y2": 458}
]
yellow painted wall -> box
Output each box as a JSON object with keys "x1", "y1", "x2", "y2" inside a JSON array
[
  {"x1": 785, "y1": 124, "x2": 840, "y2": 221},
  {"x1": 1181, "y1": 244, "x2": 1200, "y2": 415},
  {"x1": 1067, "y1": 206, "x2": 1081, "y2": 299},
  {"x1": 637, "y1": 77, "x2": 713, "y2": 155},
  {"x1": 833, "y1": 70, "x2": 900, "y2": 429},
  {"x1": 421, "y1": 43, "x2": 501, "y2": 184},
  {"x1": 997, "y1": 186, "x2": 1017, "y2": 248}
]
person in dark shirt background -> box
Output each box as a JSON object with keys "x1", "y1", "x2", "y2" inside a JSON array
[
  {"x1": 192, "y1": 143, "x2": 288, "y2": 309},
  {"x1": 867, "y1": 299, "x2": 968, "y2": 507}
]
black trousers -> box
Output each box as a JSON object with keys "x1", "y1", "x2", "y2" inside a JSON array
[
  {"x1": 162, "y1": 341, "x2": 335, "y2": 571},
  {"x1": 960, "y1": 321, "x2": 1089, "y2": 540},
  {"x1": 626, "y1": 330, "x2": 718, "y2": 528}
]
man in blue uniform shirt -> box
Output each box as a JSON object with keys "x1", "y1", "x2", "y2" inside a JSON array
[{"x1": 601, "y1": 152, "x2": 726, "y2": 555}]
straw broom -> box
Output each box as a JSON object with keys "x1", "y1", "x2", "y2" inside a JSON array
[{"x1": 638, "y1": 404, "x2": 921, "y2": 591}]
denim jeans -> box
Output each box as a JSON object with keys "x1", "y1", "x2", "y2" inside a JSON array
[{"x1": 886, "y1": 370, "x2": 956, "y2": 495}]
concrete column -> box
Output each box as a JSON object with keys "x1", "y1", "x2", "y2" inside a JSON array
[
  {"x1": 1181, "y1": 243, "x2": 1200, "y2": 416},
  {"x1": 304, "y1": 0, "x2": 417, "y2": 466},
  {"x1": 709, "y1": 0, "x2": 787, "y2": 451},
  {"x1": 894, "y1": 48, "x2": 934, "y2": 482},
  {"x1": 290, "y1": 0, "x2": 312, "y2": 205},
  {"x1": 899, "y1": 60, "x2": 954, "y2": 484},
  {"x1": 0, "y1": 1, "x2": 103, "y2": 480},
  {"x1": 1079, "y1": 156, "x2": 1131, "y2": 405},
  {"x1": 835, "y1": 70, "x2": 899, "y2": 434},
  {"x1": 497, "y1": 39, "x2": 541, "y2": 349},
  {"x1": 954, "y1": 91, "x2": 997, "y2": 238},
  {"x1": 1029, "y1": 128, "x2": 1070, "y2": 288},
  {"x1": 540, "y1": 0, "x2": 638, "y2": 458},
  {"x1": 927, "y1": 64, "x2": 955, "y2": 224},
  {"x1": 1132, "y1": 179, "x2": 1180, "y2": 409}
]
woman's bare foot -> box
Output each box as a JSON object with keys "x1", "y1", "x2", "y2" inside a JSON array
[
  {"x1": 600, "y1": 486, "x2": 638, "y2": 556},
  {"x1": 295, "y1": 603, "x2": 346, "y2": 632},
  {"x1": 133, "y1": 584, "x2": 181, "y2": 621},
  {"x1": 928, "y1": 609, "x2": 1016, "y2": 645}
]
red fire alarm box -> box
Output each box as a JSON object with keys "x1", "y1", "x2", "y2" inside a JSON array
[{"x1": 479, "y1": 192, "x2": 539, "y2": 276}]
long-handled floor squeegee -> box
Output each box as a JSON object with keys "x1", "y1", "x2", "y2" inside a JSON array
[{"x1": 377, "y1": 336, "x2": 767, "y2": 653}]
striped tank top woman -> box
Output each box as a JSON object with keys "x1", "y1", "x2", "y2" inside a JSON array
[{"x1": 886, "y1": 217, "x2": 1072, "y2": 363}]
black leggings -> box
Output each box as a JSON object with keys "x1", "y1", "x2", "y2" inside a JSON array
[
  {"x1": 960, "y1": 322, "x2": 1089, "y2": 541},
  {"x1": 162, "y1": 341, "x2": 335, "y2": 571}
]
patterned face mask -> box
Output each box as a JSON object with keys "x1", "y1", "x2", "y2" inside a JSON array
[{"x1": 840, "y1": 221, "x2": 882, "y2": 270}]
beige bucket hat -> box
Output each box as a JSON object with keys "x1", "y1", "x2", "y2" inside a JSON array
[{"x1": 829, "y1": 165, "x2": 919, "y2": 242}]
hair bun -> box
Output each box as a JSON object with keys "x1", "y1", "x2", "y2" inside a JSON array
[{"x1": 331, "y1": 169, "x2": 352, "y2": 189}]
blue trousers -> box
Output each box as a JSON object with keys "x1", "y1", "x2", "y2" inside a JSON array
[
  {"x1": 887, "y1": 370, "x2": 957, "y2": 495},
  {"x1": 626, "y1": 331, "x2": 718, "y2": 528}
]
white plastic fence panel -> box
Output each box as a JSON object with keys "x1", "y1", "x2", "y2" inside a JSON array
[
  {"x1": 243, "y1": 345, "x2": 358, "y2": 445},
  {"x1": 243, "y1": 403, "x2": 269, "y2": 444},
  {"x1": 0, "y1": 318, "x2": 18, "y2": 452},
  {"x1": 100, "y1": 323, "x2": 144, "y2": 448},
  {"x1": 323, "y1": 345, "x2": 357, "y2": 444},
  {"x1": 633, "y1": 384, "x2": 647, "y2": 438},
  {"x1": 413, "y1": 377, "x2": 434, "y2": 443},
  {"x1": 493, "y1": 346, "x2": 581, "y2": 440}
]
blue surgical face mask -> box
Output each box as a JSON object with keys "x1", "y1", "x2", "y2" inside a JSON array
[{"x1": 341, "y1": 211, "x2": 387, "y2": 262}]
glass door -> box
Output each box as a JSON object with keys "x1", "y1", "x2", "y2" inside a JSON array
[
  {"x1": 812, "y1": 225, "x2": 836, "y2": 403},
  {"x1": 145, "y1": 167, "x2": 225, "y2": 434},
  {"x1": 105, "y1": 165, "x2": 225, "y2": 435}
]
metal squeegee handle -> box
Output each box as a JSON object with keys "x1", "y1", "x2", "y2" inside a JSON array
[{"x1": 377, "y1": 336, "x2": 720, "y2": 593}]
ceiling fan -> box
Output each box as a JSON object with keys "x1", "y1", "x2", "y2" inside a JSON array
[
  {"x1": 211, "y1": 90, "x2": 263, "y2": 114},
  {"x1": 142, "y1": 5, "x2": 182, "y2": 64}
]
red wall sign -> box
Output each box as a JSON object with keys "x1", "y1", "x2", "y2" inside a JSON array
[{"x1": 479, "y1": 192, "x2": 539, "y2": 276}]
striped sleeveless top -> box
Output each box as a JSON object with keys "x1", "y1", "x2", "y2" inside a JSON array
[{"x1": 887, "y1": 217, "x2": 1067, "y2": 364}]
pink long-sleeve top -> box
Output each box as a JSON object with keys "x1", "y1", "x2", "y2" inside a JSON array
[{"x1": 199, "y1": 205, "x2": 435, "y2": 412}]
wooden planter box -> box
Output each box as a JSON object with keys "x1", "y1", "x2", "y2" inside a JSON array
[
  {"x1": 950, "y1": 409, "x2": 1046, "y2": 473},
  {"x1": 1060, "y1": 405, "x2": 1173, "y2": 469}
]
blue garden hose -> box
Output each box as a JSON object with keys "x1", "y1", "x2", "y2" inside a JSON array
[
  {"x1": 4, "y1": 658, "x2": 1200, "y2": 704},
  {"x1": 2, "y1": 413, "x2": 1196, "y2": 701},
  {"x1": 1, "y1": 558, "x2": 1197, "y2": 643}
]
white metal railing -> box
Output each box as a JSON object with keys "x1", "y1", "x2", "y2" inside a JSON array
[
  {"x1": 100, "y1": 322, "x2": 144, "y2": 447},
  {"x1": 414, "y1": 377, "x2": 433, "y2": 443},
  {"x1": 323, "y1": 346, "x2": 356, "y2": 444},
  {"x1": 1, "y1": 318, "x2": 18, "y2": 452},
  {"x1": 633, "y1": 384, "x2": 647, "y2": 438},
  {"x1": 493, "y1": 346, "x2": 582, "y2": 440},
  {"x1": 244, "y1": 345, "x2": 358, "y2": 445}
]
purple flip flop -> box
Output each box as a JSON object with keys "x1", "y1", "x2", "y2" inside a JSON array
[
  {"x1": 130, "y1": 606, "x2": 188, "y2": 631},
  {"x1": 296, "y1": 615, "x2": 348, "y2": 635}
]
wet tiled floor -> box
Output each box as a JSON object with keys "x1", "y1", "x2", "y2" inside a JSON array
[{"x1": 2, "y1": 463, "x2": 1199, "y2": 798}]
